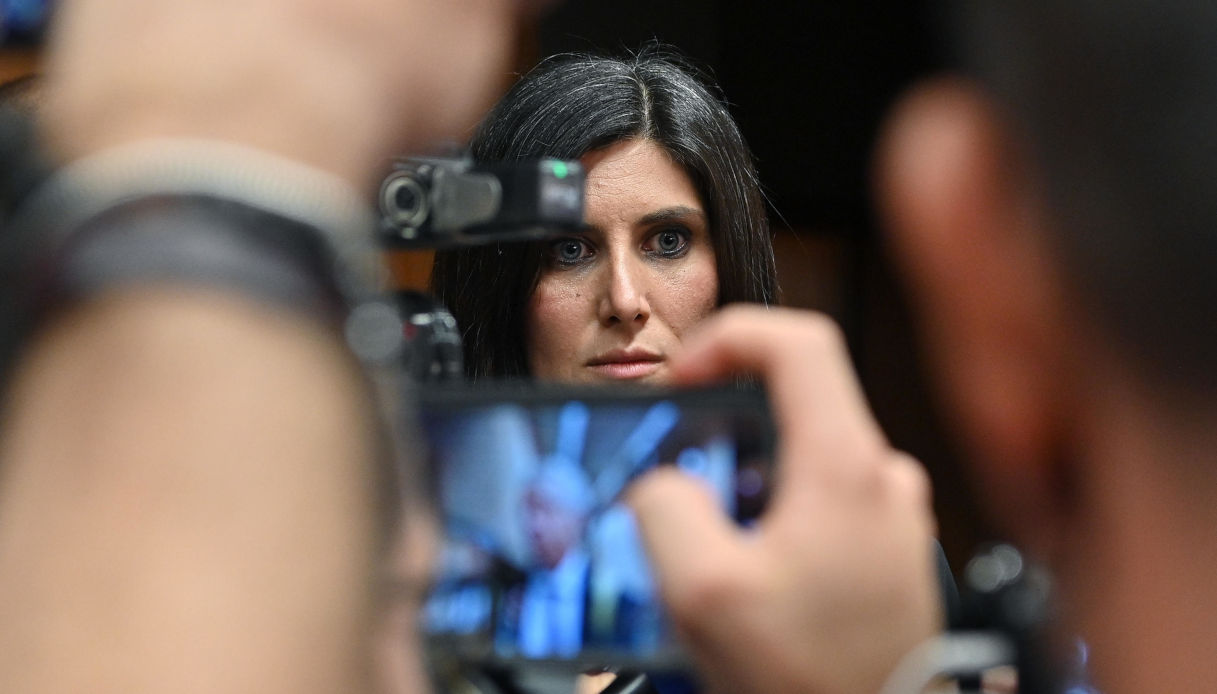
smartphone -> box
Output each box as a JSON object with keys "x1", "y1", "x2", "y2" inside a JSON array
[{"x1": 415, "y1": 383, "x2": 774, "y2": 675}]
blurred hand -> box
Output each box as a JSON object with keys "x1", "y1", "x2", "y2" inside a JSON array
[
  {"x1": 629, "y1": 306, "x2": 941, "y2": 694},
  {"x1": 40, "y1": 0, "x2": 522, "y2": 189}
]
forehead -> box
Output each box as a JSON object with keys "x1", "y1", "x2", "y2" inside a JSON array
[{"x1": 579, "y1": 139, "x2": 702, "y2": 217}]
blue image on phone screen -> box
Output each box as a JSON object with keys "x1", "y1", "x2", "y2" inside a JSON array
[
  {"x1": 417, "y1": 389, "x2": 771, "y2": 669},
  {"x1": 0, "y1": 0, "x2": 52, "y2": 44}
]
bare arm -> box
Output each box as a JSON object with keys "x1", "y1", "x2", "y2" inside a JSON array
[
  {"x1": 0, "y1": 289, "x2": 382, "y2": 693},
  {"x1": 0, "y1": 0, "x2": 520, "y2": 687}
]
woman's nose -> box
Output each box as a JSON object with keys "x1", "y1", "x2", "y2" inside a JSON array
[{"x1": 597, "y1": 255, "x2": 651, "y2": 327}]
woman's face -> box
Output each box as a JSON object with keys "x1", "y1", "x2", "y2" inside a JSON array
[{"x1": 526, "y1": 138, "x2": 719, "y2": 384}]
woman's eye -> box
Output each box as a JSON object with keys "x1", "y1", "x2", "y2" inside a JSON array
[
  {"x1": 650, "y1": 228, "x2": 689, "y2": 256},
  {"x1": 547, "y1": 237, "x2": 592, "y2": 264}
]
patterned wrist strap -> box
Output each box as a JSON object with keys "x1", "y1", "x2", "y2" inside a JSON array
[{"x1": 1, "y1": 139, "x2": 407, "y2": 378}]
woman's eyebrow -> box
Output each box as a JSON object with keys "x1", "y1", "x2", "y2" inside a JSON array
[{"x1": 637, "y1": 205, "x2": 706, "y2": 226}]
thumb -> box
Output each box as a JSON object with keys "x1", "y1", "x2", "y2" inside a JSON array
[{"x1": 626, "y1": 467, "x2": 744, "y2": 609}]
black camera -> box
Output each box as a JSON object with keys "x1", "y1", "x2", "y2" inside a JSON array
[
  {"x1": 378, "y1": 156, "x2": 585, "y2": 248},
  {"x1": 376, "y1": 156, "x2": 587, "y2": 382}
]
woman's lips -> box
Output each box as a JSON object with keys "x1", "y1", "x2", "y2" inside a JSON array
[
  {"x1": 586, "y1": 360, "x2": 662, "y2": 379},
  {"x1": 586, "y1": 350, "x2": 663, "y2": 379}
]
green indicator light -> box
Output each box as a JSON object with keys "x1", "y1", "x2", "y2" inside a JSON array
[{"x1": 552, "y1": 161, "x2": 569, "y2": 179}]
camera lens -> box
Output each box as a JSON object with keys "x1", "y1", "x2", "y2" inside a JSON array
[
  {"x1": 394, "y1": 184, "x2": 418, "y2": 211},
  {"x1": 379, "y1": 171, "x2": 429, "y2": 233}
]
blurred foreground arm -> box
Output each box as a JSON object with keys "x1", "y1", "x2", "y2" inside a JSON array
[
  {"x1": 0, "y1": 0, "x2": 518, "y2": 690},
  {"x1": 0, "y1": 291, "x2": 383, "y2": 693},
  {"x1": 630, "y1": 306, "x2": 941, "y2": 694}
]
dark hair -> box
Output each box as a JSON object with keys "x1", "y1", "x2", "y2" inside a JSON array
[
  {"x1": 955, "y1": 3, "x2": 1217, "y2": 396},
  {"x1": 431, "y1": 47, "x2": 776, "y2": 379}
]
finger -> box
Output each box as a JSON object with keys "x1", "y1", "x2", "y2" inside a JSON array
[
  {"x1": 887, "y1": 452, "x2": 934, "y2": 514},
  {"x1": 626, "y1": 467, "x2": 746, "y2": 618},
  {"x1": 671, "y1": 306, "x2": 887, "y2": 489}
]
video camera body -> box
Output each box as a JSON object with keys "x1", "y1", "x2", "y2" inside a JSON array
[
  {"x1": 377, "y1": 155, "x2": 586, "y2": 382},
  {"x1": 378, "y1": 156, "x2": 585, "y2": 249}
]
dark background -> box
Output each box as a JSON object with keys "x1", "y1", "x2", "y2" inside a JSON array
[{"x1": 539, "y1": 1, "x2": 941, "y2": 229}]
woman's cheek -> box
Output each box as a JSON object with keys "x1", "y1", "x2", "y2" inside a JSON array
[
  {"x1": 664, "y1": 262, "x2": 720, "y2": 336},
  {"x1": 526, "y1": 279, "x2": 586, "y2": 375}
]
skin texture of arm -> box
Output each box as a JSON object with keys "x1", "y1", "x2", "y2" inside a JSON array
[
  {"x1": 0, "y1": 289, "x2": 383, "y2": 694},
  {"x1": 0, "y1": 0, "x2": 524, "y2": 690},
  {"x1": 39, "y1": 0, "x2": 519, "y2": 191}
]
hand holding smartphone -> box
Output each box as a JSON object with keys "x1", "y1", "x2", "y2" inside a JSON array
[{"x1": 415, "y1": 383, "x2": 774, "y2": 676}]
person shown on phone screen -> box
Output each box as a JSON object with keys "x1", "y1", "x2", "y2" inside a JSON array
[
  {"x1": 514, "y1": 454, "x2": 595, "y2": 657},
  {"x1": 505, "y1": 402, "x2": 667, "y2": 659}
]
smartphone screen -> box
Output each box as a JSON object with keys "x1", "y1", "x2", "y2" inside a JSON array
[
  {"x1": 0, "y1": 0, "x2": 52, "y2": 45},
  {"x1": 415, "y1": 384, "x2": 773, "y2": 672}
]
